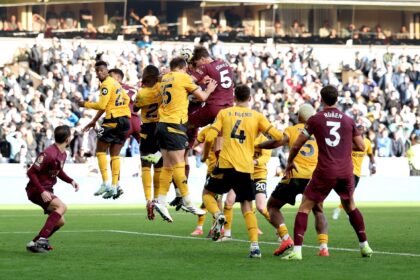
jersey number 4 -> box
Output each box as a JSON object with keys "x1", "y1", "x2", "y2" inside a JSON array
[
  {"x1": 325, "y1": 121, "x2": 341, "y2": 147},
  {"x1": 230, "y1": 120, "x2": 246, "y2": 143}
]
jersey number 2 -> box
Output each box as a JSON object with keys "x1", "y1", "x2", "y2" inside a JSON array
[
  {"x1": 325, "y1": 121, "x2": 341, "y2": 147},
  {"x1": 230, "y1": 120, "x2": 246, "y2": 143}
]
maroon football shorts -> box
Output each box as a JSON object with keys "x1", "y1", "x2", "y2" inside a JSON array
[
  {"x1": 125, "y1": 115, "x2": 141, "y2": 142},
  {"x1": 27, "y1": 189, "x2": 58, "y2": 214},
  {"x1": 304, "y1": 175, "x2": 355, "y2": 203},
  {"x1": 187, "y1": 104, "x2": 227, "y2": 148}
]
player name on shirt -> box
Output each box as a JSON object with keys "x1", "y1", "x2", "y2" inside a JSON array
[
  {"x1": 215, "y1": 62, "x2": 230, "y2": 71},
  {"x1": 324, "y1": 111, "x2": 343, "y2": 119},
  {"x1": 227, "y1": 111, "x2": 253, "y2": 118}
]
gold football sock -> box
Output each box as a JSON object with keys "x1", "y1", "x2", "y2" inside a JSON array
[
  {"x1": 198, "y1": 214, "x2": 206, "y2": 227},
  {"x1": 110, "y1": 156, "x2": 120, "y2": 186},
  {"x1": 223, "y1": 205, "x2": 233, "y2": 231},
  {"x1": 318, "y1": 233, "x2": 329, "y2": 248},
  {"x1": 141, "y1": 167, "x2": 152, "y2": 201},
  {"x1": 244, "y1": 211, "x2": 258, "y2": 243},
  {"x1": 173, "y1": 162, "x2": 189, "y2": 197},
  {"x1": 153, "y1": 167, "x2": 161, "y2": 200},
  {"x1": 96, "y1": 152, "x2": 108, "y2": 183},
  {"x1": 278, "y1": 223, "x2": 289, "y2": 240},
  {"x1": 203, "y1": 193, "x2": 220, "y2": 216},
  {"x1": 158, "y1": 167, "x2": 173, "y2": 196}
]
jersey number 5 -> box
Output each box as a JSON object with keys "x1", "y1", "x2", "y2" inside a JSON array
[
  {"x1": 325, "y1": 121, "x2": 341, "y2": 147},
  {"x1": 162, "y1": 84, "x2": 172, "y2": 105},
  {"x1": 230, "y1": 120, "x2": 246, "y2": 143},
  {"x1": 220, "y1": 70, "x2": 232, "y2": 89}
]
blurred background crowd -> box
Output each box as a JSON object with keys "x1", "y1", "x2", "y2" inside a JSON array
[{"x1": 0, "y1": 37, "x2": 419, "y2": 166}]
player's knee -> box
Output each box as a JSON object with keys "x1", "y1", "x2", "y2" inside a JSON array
[
  {"x1": 256, "y1": 205, "x2": 265, "y2": 214},
  {"x1": 141, "y1": 160, "x2": 152, "y2": 168},
  {"x1": 57, "y1": 217, "x2": 66, "y2": 227}
]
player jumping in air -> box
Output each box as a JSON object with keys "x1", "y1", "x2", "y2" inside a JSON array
[
  {"x1": 153, "y1": 57, "x2": 217, "y2": 222},
  {"x1": 281, "y1": 85, "x2": 373, "y2": 260},
  {"x1": 80, "y1": 61, "x2": 131, "y2": 199},
  {"x1": 26, "y1": 125, "x2": 80, "y2": 253},
  {"x1": 133, "y1": 65, "x2": 163, "y2": 220}
]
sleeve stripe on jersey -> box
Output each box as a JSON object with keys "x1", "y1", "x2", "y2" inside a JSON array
[
  {"x1": 302, "y1": 128, "x2": 311, "y2": 137},
  {"x1": 209, "y1": 126, "x2": 221, "y2": 134}
]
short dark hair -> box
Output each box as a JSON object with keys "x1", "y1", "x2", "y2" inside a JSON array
[
  {"x1": 320, "y1": 85, "x2": 338, "y2": 106},
  {"x1": 109, "y1": 68, "x2": 124, "y2": 79},
  {"x1": 170, "y1": 57, "x2": 187, "y2": 71},
  {"x1": 95, "y1": 60, "x2": 108, "y2": 68},
  {"x1": 142, "y1": 65, "x2": 160, "y2": 86},
  {"x1": 54, "y1": 125, "x2": 71, "y2": 144},
  {"x1": 192, "y1": 46, "x2": 210, "y2": 62},
  {"x1": 234, "y1": 85, "x2": 251, "y2": 102}
]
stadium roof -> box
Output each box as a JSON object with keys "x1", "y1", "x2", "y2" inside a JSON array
[
  {"x1": 1, "y1": 0, "x2": 419, "y2": 7},
  {"x1": 203, "y1": 0, "x2": 420, "y2": 7},
  {"x1": 0, "y1": 0, "x2": 125, "y2": 7}
]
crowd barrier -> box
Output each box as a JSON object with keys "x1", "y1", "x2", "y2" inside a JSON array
[{"x1": 0, "y1": 156, "x2": 418, "y2": 205}]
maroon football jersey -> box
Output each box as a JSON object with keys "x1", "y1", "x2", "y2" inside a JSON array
[
  {"x1": 191, "y1": 60, "x2": 234, "y2": 106},
  {"x1": 26, "y1": 144, "x2": 71, "y2": 194},
  {"x1": 122, "y1": 83, "x2": 138, "y2": 117},
  {"x1": 304, "y1": 107, "x2": 360, "y2": 178}
]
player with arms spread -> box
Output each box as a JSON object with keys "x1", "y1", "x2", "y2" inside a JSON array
[
  {"x1": 133, "y1": 65, "x2": 162, "y2": 220},
  {"x1": 79, "y1": 61, "x2": 131, "y2": 199},
  {"x1": 26, "y1": 125, "x2": 80, "y2": 253},
  {"x1": 202, "y1": 85, "x2": 283, "y2": 258},
  {"x1": 281, "y1": 85, "x2": 373, "y2": 260},
  {"x1": 153, "y1": 57, "x2": 217, "y2": 222},
  {"x1": 257, "y1": 104, "x2": 329, "y2": 256}
]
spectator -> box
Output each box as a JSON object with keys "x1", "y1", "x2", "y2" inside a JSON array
[
  {"x1": 80, "y1": 4, "x2": 93, "y2": 28},
  {"x1": 32, "y1": 14, "x2": 46, "y2": 33},
  {"x1": 377, "y1": 129, "x2": 393, "y2": 157},
  {"x1": 60, "y1": 8, "x2": 77, "y2": 30},
  {"x1": 141, "y1": 9, "x2": 159, "y2": 35},
  {"x1": 46, "y1": 8, "x2": 60, "y2": 29},
  {"x1": 375, "y1": 25, "x2": 386, "y2": 40},
  {"x1": 319, "y1": 20, "x2": 330, "y2": 38},
  {"x1": 396, "y1": 25, "x2": 410, "y2": 39},
  {"x1": 274, "y1": 22, "x2": 285, "y2": 37},
  {"x1": 4, "y1": 15, "x2": 23, "y2": 31},
  {"x1": 289, "y1": 20, "x2": 301, "y2": 37}
]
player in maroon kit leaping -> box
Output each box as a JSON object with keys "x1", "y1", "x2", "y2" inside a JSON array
[
  {"x1": 281, "y1": 85, "x2": 373, "y2": 260},
  {"x1": 169, "y1": 47, "x2": 234, "y2": 208},
  {"x1": 26, "y1": 125, "x2": 80, "y2": 253}
]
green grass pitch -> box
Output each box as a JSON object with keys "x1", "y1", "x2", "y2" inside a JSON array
[{"x1": 1, "y1": 203, "x2": 419, "y2": 280}]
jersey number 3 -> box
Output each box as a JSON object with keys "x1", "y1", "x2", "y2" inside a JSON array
[
  {"x1": 230, "y1": 120, "x2": 246, "y2": 143},
  {"x1": 325, "y1": 121, "x2": 341, "y2": 147}
]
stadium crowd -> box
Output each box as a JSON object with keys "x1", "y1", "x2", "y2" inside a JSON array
[{"x1": 0, "y1": 37, "x2": 419, "y2": 165}]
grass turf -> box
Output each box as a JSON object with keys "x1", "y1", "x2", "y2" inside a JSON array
[{"x1": 0, "y1": 204, "x2": 419, "y2": 280}]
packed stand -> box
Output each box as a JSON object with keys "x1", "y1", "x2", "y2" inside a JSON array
[{"x1": 0, "y1": 37, "x2": 419, "y2": 164}]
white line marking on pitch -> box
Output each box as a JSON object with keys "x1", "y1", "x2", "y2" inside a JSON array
[
  {"x1": 1, "y1": 229, "x2": 419, "y2": 258},
  {"x1": 107, "y1": 229, "x2": 420, "y2": 258}
]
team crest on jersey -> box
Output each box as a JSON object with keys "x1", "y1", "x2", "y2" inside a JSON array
[
  {"x1": 102, "y1": 88, "x2": 108, "y2": 95},
  {"x1": 34, "y1": 155, "x2": 44, "y2": 166}
]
